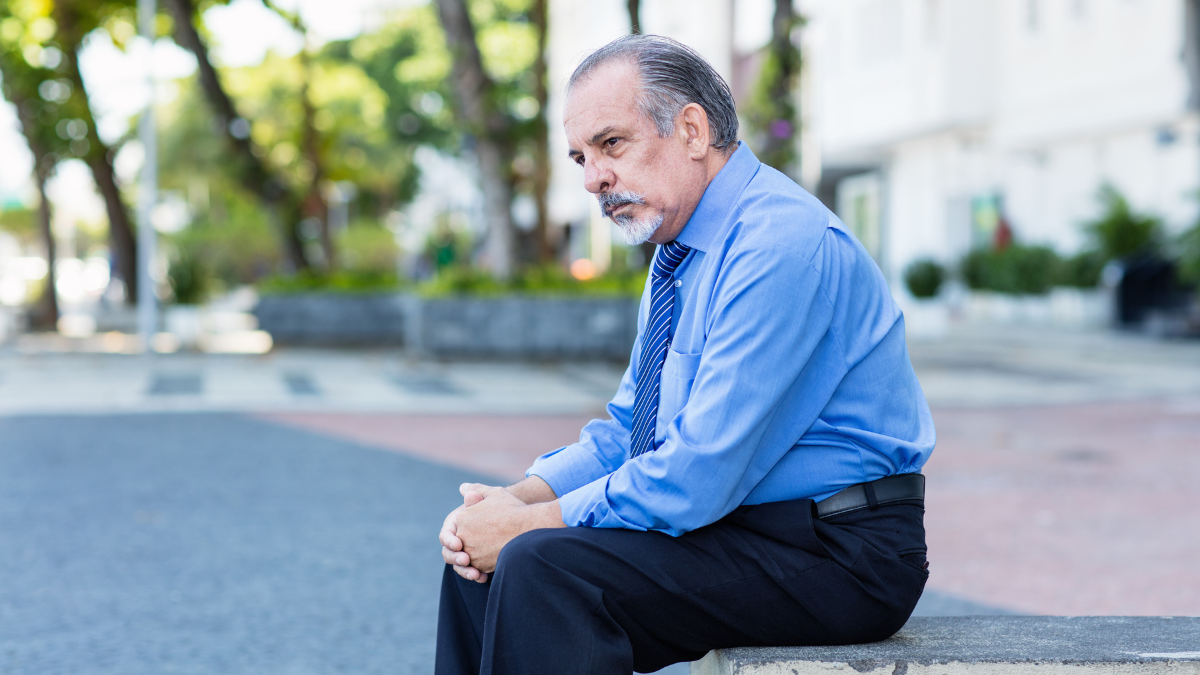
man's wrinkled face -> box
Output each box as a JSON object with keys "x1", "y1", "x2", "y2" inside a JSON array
[{"x1": 564, "y1": 60, "x2": 696, "y2": 245}]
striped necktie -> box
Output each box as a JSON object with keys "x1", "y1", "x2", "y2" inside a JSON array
[{"x1": 630, "y1": 240, "x2": 691, "y2": 459}]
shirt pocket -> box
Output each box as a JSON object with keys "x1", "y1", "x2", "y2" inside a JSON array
[{"x1": 656, "y1": 349, "x2": 703, "y2": 438}]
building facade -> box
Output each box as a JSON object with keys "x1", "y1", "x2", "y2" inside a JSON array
[{"x1": 803, "y1": 0, "x2": 1200, "y2": 285}]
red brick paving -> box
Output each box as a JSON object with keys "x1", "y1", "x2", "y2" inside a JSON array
[
  {"x1": 925, "y1": 400, "x2": 1200, "y2": 616},
  {"x1": 260, "y1": 413, "x2": 592, "y2": 482},
  {"x1": 263, "y1": 401, "x2": 1200, "y2": 616}
]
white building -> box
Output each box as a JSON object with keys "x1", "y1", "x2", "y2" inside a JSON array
[
  {"x1": 548, "y1": 0, "x2": 1200, "y2": 287},
  {"x1": 802, "y1": 0, "x2": 1200, "y2": 283}
]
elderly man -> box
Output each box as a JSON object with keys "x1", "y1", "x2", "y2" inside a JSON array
[{"x1": 436, "y1": 35, "x2": 934, "y2": 675}]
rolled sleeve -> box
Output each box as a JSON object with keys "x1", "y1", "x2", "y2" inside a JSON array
[{"x1": 527, "y1": 439, "x2": 615, "y2": 498}]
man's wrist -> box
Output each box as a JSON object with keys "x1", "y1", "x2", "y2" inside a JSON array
[
  {"x1": 507, "y1": 475, "x2": 558, "y2": 505},
  {"x1": 526, "y1": 499, "x2": 566, "y2": 530}
]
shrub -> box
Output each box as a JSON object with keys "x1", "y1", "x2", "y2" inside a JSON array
[
  {"x1": 418, "y1": 264, "x2": 647, "y2": 298},
  {"x1": 337, "y1": 223, "x2": 400, "y2": 275},
  {"x1": 903, "y1": 258, "x2": 945, "y2": 298},
  {"x1": 1057, "y1": 250, "x2": 1105, "y2": 288},
  {"x1": 1176, "y1": 222, "x2": 1200, "y2": 286},
  {"x1": 168, "y1": 248, "x2": 212, "y2": 305},
  {"x1": 257, "y1": 269, "x2": 404, "y2": 295},
  {"x1": 962, "y1": 245, "x2": 1061, "y2": 295},
  {"x1": 1084, "y1": 185, "x2": 1162, "y2": 261}
]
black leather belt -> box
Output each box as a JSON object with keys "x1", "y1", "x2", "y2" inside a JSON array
[{"x1": 815, "y1": 473, "x2": 925, "y2": 519}]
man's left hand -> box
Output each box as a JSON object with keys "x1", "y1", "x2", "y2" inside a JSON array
[{"x1": 454, "y1": 483, "x2": 565, "y2": 574}]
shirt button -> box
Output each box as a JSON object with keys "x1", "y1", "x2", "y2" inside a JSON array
[{"x1": 674, "y1": 279, "x2": 682, "y2": 288}]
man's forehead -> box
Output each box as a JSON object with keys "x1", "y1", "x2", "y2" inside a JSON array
[{"x1": 563, "y1": 60, "x2": 641, "y2": 140}]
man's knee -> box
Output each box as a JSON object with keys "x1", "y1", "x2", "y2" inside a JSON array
[{"x1": 495, "y1": 527, "x2": 570, "y2": 577}]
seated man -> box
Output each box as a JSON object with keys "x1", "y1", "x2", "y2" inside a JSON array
[{"x1": 436, "y1": 35, "x2": 935, "y2": 675}]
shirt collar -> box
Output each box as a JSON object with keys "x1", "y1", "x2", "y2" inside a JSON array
[{"x1": 674, "y1": 141, "x2": 760, "y2": 253}]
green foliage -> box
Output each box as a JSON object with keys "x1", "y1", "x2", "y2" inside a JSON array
[
  {"x1": 1057, "y1": 250, "x2": 1105, "y2": 288},
  {"x1": 1083, "y1": 184, "x2": 1162, "y2": 261},
  {"x1": 257, "y1": 269, "x2": 404, "y2": 295},
  {"x1": 742, "y1": 11, "x2": 803, "y2": 174},
  {"x1": 167, "y1": 247, "x2": 211, "y2": 305},
  {"x1": 962, "y1": 245, "x2": 1061, "y2": 295},
  {"x1": 418, "y1": 264, "x2": 647, "y2": 297},
  {"x1": 165, "y1": 193, "x2": 281, "y2": 287},
  {"x1": 336, "y1": 222, "x2": 400, "y2": 275},
  {"x1": 0, "y1": 206, "x2": 37, "y2": 242},
  {"x1": 1176, "y1": 222, "x2": 1200, "y2": 286},
  {"x1": 903, "y1": 258, "x2": 945, "y2": 298}
]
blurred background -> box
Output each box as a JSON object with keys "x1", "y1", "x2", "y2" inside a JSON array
[{"x1": 0, "y1": 1, "x2": 1198, "y2": 674}]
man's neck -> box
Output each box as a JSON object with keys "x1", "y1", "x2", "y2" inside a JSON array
[{"x1": 651, "y1": 146, "x2": 735, "y2": 244}]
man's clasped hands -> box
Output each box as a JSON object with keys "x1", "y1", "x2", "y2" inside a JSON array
[{"x1": 439, "y1": 475, "x2": 565, "y2": 583}]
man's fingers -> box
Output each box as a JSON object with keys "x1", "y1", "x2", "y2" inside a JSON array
[
  {"x1": 442, "y1": 546, "x2": 470, "y2": 567},
  {"x1": 453, "y1": 564, "x2": 488, "y2": 583},
  {"x1": 440, "y1": 530, "x2": 462, "y2": 551},
  {"x1": 459, "y1": 483, "x2": 500, "y2": 498},
  {"x1": 463, "y1": 490, "x2": 484, "y2": 507}
]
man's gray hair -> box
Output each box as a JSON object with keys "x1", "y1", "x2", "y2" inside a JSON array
[{"x1": 568, "y1": 35, "x2": 739, "y2": 153}]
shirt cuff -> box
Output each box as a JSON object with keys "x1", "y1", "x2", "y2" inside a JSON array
[
  {"x1": 526, "y1": 443, "x2": 612, "y2": 499},
  {"x1": 555, "y1": 473, "x2": 614, "y2": 528}
]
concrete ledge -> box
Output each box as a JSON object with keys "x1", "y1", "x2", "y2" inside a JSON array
[{"x1": 691, "y1": 617, "x2": 1200, "y2": 674}]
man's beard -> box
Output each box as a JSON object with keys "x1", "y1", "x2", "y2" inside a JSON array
[{"x1": 598, "y1": 191, "x2": 663, "y2": 245}]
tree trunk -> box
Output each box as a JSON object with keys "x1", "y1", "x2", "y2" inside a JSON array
[
  {"x1": 530, "y1": 0, "x2": 553, "y2": 263},
  {"x1": 162, "y1": 0, "x2": 310, "y2": 272},
  {"x1": 299, "y1": 48, "x2": 334, "y2": 270},
  {"x1": 32, "y1": 163, "x2": 59, "y2": 330},
  {"x1": 55, "y1": 3, "x2": 139, "y2": 304},
  {"x1": 627, "y1": 0, "x2": 641, "y2": 34},
  {"x1": 761, "y1": 0, "x2": 800, "y2": 172},
  {"x1": 9, "y1": 88, "x2": 59, "y2": 329},
  {"x1": 434, "y1": 0, "x2": 516, "y2": 279}
]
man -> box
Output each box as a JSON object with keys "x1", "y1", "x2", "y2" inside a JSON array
[{"x1": 436, "y1": 35, "x2": 935, "y2": 675}]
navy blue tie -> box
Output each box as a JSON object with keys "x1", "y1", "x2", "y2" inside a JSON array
[{"x1": 630, "y1": 240, "x2": 691, "y2": 459}]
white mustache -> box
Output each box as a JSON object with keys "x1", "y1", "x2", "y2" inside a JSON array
[{"x1": 598, "y1": 191, "x2": 647, "y2": 219}]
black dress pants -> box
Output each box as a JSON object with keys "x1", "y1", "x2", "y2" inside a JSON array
[{"x1": 435, "y1": 498, "x2": 928, "y2": 675}]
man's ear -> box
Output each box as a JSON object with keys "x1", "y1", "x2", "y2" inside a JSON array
[{"x1": 680, "y1": 103, "x2": 710, "y2": 160}]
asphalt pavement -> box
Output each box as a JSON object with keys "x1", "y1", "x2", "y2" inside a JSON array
[{"x1": 0, "y1": 413, "x2": 480, "y2": 675}]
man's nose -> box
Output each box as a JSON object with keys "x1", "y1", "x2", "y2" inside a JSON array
[{"x1": 583, "y1": 158, "x2": 614, "y2": 194}]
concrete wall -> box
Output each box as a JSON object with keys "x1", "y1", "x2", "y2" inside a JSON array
[{"x1": 254, "y1": 293, "x2": 639, "y2": 359}]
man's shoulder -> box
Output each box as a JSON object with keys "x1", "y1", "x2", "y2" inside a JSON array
[{"x1": 724, "y1": 164, "x2": 849, "y2": 263}]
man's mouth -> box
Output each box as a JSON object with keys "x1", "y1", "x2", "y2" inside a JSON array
[{"x1": 598, "y1": 191, "x2": 648, "y2": 219}]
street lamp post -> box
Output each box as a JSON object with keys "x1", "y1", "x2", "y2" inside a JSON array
[{"x1": 136, "y1": 0, "x2": 158, "y2": 351}]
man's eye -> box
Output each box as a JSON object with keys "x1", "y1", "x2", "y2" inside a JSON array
[
  {"x1": 574, "y1": 156, "x2": 585, "y2": 166},
  {"x1": 604, "y1": 137, "x2": 620, "y2": 148}
]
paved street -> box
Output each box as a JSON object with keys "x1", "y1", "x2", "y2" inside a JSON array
[{"x1": 0, "y1": 325, "x2": 1198, "y2": 674}]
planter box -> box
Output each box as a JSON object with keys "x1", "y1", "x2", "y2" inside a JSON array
[
  {"x1": 962, "y1": 288, "x2": 1111, "y2": 329},
  {"x1": 253, "y1": 292, "x2": 640, "y2": 358},
  {"x1": 254, "y1": 293, "x2": 408, "y2": 346},
  {"x1": 409, "y1": 296, "x2": 639, "y2": 359}
]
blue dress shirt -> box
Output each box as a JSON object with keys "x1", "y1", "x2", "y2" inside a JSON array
[{"x1": 528, "y1": 143, "x2": 935, "y2": 536}]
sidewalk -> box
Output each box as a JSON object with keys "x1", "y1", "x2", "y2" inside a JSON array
[
  {"x1": 2, "y1": 325, "x2": 1199, "y2": 619},
  {"x1": 3, "y1": 325, "x2": 1199, "y2": 415}
]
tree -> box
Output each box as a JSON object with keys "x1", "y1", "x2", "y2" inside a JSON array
[
  {"x1": 161, "y1": 0, "x2": 311, "y2": 272},
  {"x1": 744, "y1": 0, "x2": 801, "y2": 175},
  {"x1": 528, "y1": 0, "x2": 552, "y2": 263},
  {"x1": 434, "y1": 0, "x2": 517, "y2": 279},
  {"x1": 0, "y1": 0, "x2": 140, "y2": 304}
]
